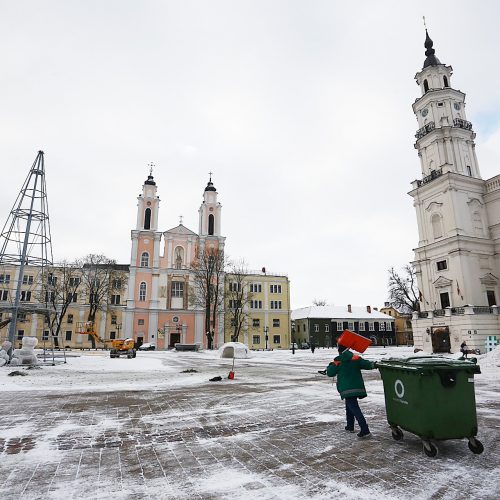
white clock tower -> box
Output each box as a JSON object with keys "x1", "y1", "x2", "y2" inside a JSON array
[{"x1": 409, "y1": 31, "x2": 500, "y2": 353}]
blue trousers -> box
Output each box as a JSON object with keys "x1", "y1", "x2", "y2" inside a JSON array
[{"x1": 345, "y1": 397, "x2": 369, "y2": 433}]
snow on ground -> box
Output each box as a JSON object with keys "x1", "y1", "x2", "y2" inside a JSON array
[{"x1": 0, "y1": 346, "x2": 498, "y2": 499}]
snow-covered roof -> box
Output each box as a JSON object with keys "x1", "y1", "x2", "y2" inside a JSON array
[{"x1": 291, "y1": 305, "x2": 394, "y2": 321}]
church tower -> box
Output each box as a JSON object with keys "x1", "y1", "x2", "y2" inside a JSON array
[
  {"x1": 198, "y1": 175, "x2": 222, "y2": 238},
  {"x1": 409, "y1": 31, "x2": 500, "y2": 353}
]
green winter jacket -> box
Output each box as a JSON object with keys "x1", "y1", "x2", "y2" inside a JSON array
[{"x1": 326, "y1": 350, "x2": 375, "y2": 399}]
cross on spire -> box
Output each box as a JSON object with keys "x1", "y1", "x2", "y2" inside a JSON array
[
  {"x1": 208, "y1": 171, "x2": 213, "y2": 181},
  {"x1": 148, "y1": 162, "x2": 155, "y2": 176},
  {"x1": 179, "y1": 215, "x2": 183, "y2": 225},
  {"x1": 422, "y1": 15, "x2": 427, "y2": 30}
]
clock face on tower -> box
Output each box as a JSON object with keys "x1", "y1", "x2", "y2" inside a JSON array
[
  {"x1": 454, "y1": 102, "x2": 461, "y2": 110},
  {"x1": 421, "y1": 108, "x2": 429, "y2": 117}
]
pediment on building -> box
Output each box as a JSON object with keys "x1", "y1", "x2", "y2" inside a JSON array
[
  {"x1": 433, "y1": 276, "x2": 453, "y2": 288},
  {"x1": 467, "y1": 197, "x2": 483, "y2": 208},
  {"x1": 425, "y1": 201, "x2": 443, "y2": 212},
  {"x1": 165, "y1": 224, "x2": 197, "y2": 236},
  {"x1": 480, "y1": 273, "x2": 498, "y2": 285}
]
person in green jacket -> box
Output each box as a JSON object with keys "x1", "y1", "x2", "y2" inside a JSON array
[{"x1": 325, "y1": 344, "x2": 376, "y2": 438}]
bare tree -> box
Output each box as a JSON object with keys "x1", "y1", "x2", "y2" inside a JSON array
[
  {"x1": 77, "y1": 254, "x2": 126, "y2": 348},
  {"x1": 225, "y1": 260, "x2": 253, "y2": 342},
  {"x1": 387, "y1": 265, "x2": 420, "y2": 313},
  {"x1": 189, "y1": 246, "x2": 226, "y2": 349},
  {"x1": 38, "y1": 261, "x2": 82, "y2": 347},
  {"x1": 313, "y1": 298, "x2": 327, "y2": 306}
]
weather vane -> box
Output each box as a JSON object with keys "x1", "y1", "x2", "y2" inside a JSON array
[
  {"x1": 148, "y1": 162, "x2": 155, "y2": 175},
  {"x1": 423, "y1": 16, "x2": 427, "y2": 30}
]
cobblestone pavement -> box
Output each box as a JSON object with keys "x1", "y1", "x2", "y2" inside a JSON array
[{"x1": 0, "y1": 353, "x2": 499, "y2": 499}]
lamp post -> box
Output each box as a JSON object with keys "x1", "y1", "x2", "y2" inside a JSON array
[
  {"x1": 291, "y1": 320, "x2": 296, "y2": 355},
  {"x1": 264, "y1": 326, "x2": 269, "y2": 350}
]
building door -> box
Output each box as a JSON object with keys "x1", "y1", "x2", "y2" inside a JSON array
[
  {"x1": 136, "y1": 337, "x2": 144, "y2": 349},
  {"x1": 440, "y1": 292, "x2": 450, "y2": 309},
  {"x1": 431, "y1": 327, "x2": 450, "y2": 353},
  {"x1": 487, "y1": 290, "x2": 496, "y2": 307},
  {"x1": 170, "y1": 333, "x2": 180, "y2": 348}
]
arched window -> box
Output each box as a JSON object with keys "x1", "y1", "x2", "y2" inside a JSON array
[
  {"x1": 423, "y1": 79, "x2": 429, "y2": 93},
  {"x1": 472, "y1": 212, "x2": 484, "y2": 236},
  {"x1": 432, "y1": 213, "x2": 443, "y2": 240},
  {"x1": 208, "y1": 214, "x2": 214, "y2": 235},
  {"x1": 443, "y1": 75, "x2": 449, "y2": 87},
  {"x1": 174, "y1": 246, "x2": 184, "y2": 270},
  {"x1": 144, "y1": 208, "x2": 151, "y2": 230},
  {"x1": 140, "y1": 252, "x2": 149, "y2": 267},
  {"x1": 139, "y1": 282, "x2": 147, "y2": 301}
]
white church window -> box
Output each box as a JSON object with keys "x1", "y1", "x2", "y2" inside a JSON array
[
  {"x1": 466, "y1": 166, "x2": 472, "y2": 176},
  {"x1": 171, "y1": 281, "x2": 184, "y2": 298},
  {"x1": 140, "y1": 252, "x2": 149, "y2": 267},
  {"x1": 139, "y1": 282, "x2": 146, "y2": 301},
  {"x1": 436, "y1": 260, "x2": 447, "y2": 271},
  {"x1": 472, "y1": 212, "x2": 483, "y2": 236},
  {"x1": 431, "y1": 214, "x2": 443, "y2": 240}
]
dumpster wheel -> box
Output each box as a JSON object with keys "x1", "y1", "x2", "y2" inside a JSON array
[
  {"x1": 468, "y1": 437, "x2": 484, "y2": 455},
  {"x1": 422, "y1": 441, "x2": 438, "y2": 458},
  {"x1": 391, "y1": 427, "x2": 404, "y2": 441}
]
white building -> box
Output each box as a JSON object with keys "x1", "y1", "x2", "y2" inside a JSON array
[{"x1": 409, "y1": 31, "x2": 500, "y2": 353}]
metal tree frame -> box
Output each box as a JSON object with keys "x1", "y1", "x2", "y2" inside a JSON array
[{"x1": 0, "y1": 151, "x2": 54, "y2": 347}]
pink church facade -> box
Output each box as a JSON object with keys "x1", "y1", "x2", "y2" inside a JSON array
[{"x1": 124, "y1": 173, "x2": 225, "y2": 349}]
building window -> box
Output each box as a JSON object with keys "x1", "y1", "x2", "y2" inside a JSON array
[
  {"x1": 111, "y1": 294, "x2": 121, "y2": 305},
  {"x1": 472, "y1": 212, "x2": 483, "y2": 236},
  {"x1": 437, "y1": 102, "x2": 444, "y2": 107},
  {"x1": 110, "y1": 331, "x2": 116, "y2": 340},
  {"x1": 270, "y1": 301, "x2": 282, "y2": 310},
  {"x1": 250, "y1": 283, "x2": 262, "y2": 293},
  {"x1": 17, "y1": 330, "x2": 24, "y2": 340},
  {"x1": 42, "y1": 330, "x2": 49, "y2": 340},
  {"x1": 138, "y1": 319, "x2": 144, "y2": 325},
  {"x1": 22, "y1": 275, "x2": 34, "y2": 285},
  {"x1": 273, "y1": 319, "x2": 280, "y2": 327},
  {"x1": 141, "y1": 252, "x2": 149, "y2": 267},
  {"x1": 20, "y1": 291, "x2": 31, "y2": 301},
  {"x1": 487, "y1": 290, "x2": 497, "y2": 307},
  {"x1": 65, "y1": 331, "x2": 72, "y2": 341},
  {"x1": 111, "y1": 315, "x2": 117, "y2": 325},
  {"x1": 325, "y1": 324, "x2": 329, "y2": 332},
  {"x1": 314, "y1": 324, "x2": 319, "y2": 332},
  {"x1": 440, "y1": 292, "x2": 450, "y2": 309},
  {"x1": 423, "y1": 79, "x2": 429, "y2": 92},
  {"x1": 436, "y1": 260, "x2": 447, "y2": 271},
  {"x1": 379, "y1": 322, "x2": 385, "y2": 331},
  {"x1": 139, "y1": 282, "x2": 147, "y2": 301},
  {"x1": 67, "y1": 314, "x2": 73, "y2": 324},
  {"x1": 229, "y1": 282, "x2": 241, "y2": 292},
  {"x1": 0, "y1": 290, "x2": 8, "y2": 301},
  {"x1": 337, "y1": 321, "x2": 342, "y2": 331},
  {"x1": 144, "y1": 208, "x2": 151, "y2": 230},
  {"x1": 70, "y1": 277, "x2": 81, "y2": 287},
  {"x1": 273, "y1": 335, "x2": 281, "y2": 344},
  {"x1": 47, "y1": 274, "x2": 57, "y2": 286},
  {"x1": 252, "y1": 318, "x2": 260, "y2": 328},
  {"x1": 208, "y1": 214, "x2": 215, "y2": 235},
  {"x1": 112, "y1": 278, "x2": 121, "y2": 289},
  {"x1": 251, "y1": 300, "x2": 262, "y2": 309},
  {"x1": 369, "y1": 322, "x2": 374, "y2": 331},
  {"x1": 348, "y1": 321, "x2": 354, "y2": 331},
  {"x1": 252, "y1": 335, "x2": 260, "y2": 344},
  {"x1": 387, "y1": 322, "x2": 392, "y2": 331},
  {"x1": 171, "y1": 282, "x2": 184, "y2": 297},
  {"x1": 359, "y1": 322, "x2": 365, "y2": 331},
  {"x1": 467, "y1": 166, "x2": 472, "y2": 176},
  {"x1": 432, "y1": 213, "x2": 443, "y2": 239},
  {"x1": 0, "y1": 274, "x2": 11, "y2": 283},
  {"x1": 69, "y1": 293, "x2": 78, "y2": 303},
  {"x1": 443, "y1": 75, "x2": 449, "y2": 87},
  {"x1": 270, "y1": 284, "x2": 282, "y2": 294}
]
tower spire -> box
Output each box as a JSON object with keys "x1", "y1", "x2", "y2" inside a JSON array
[{"x1": 423, "y1": 24, "x2": 441, "y2": 68}]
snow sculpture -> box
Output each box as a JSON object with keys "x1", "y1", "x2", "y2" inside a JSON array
[
  {"x1": 10, "y1": 336, "x2": 39, "y2": 366},
  {"x1": 219, "y1": 342, "x2": 251, "y2": 359},
  {"x1": 0, "y1": 341, "x2": 11, "y2": 367}
]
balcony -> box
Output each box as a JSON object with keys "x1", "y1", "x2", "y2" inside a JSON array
[
  {"x1": 417, "y1": 168, "x2": 443, "y2": 187},
  {"x1": 433, "y1": 309, "x2": 445, "y2": 317},
  {"x1": 415, "y1": 121, "x2": 435, "y2": 140},
  {"x1": 453, "y1": 118, "x2": 473, "y2": 131},
  {"x1": 473, "y1": 306, "x2": 492, "y2": 314}
]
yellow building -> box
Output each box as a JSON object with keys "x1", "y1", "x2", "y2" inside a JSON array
[
  {"x1": 379, "y1": 303, "x2": 413, "y2": 346},
  {"x1": 0, "y1": 263, "x2": 128, "y2": 349},
  {"x1": 224, "y1": 271, "x2": 291, "y2": 349}
]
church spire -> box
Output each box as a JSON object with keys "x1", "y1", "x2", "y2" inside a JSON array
[{"x1": 423, "y1": 29, "x2": 441, "y2": 68}]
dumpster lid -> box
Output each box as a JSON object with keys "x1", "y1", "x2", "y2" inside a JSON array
[{"x1": 378, "y1": 356, "x2": 481, "y2": 373}]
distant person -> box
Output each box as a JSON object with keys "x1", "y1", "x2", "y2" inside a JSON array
[
  {"x1": 460, "y1": 341, "x2": 468, "y2": 359},
  {"x1": 311, "y1": 342, "x2": 316, "y2": 354},
  {"x1": 325, "y1": 343, "x2": 377, "y2": 438}
]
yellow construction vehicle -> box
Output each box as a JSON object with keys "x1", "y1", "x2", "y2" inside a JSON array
[{"x1": 76, "y1": 321, "x2": 136, "y2": 359}]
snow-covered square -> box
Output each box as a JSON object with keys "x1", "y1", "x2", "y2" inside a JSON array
[{"x1": 0, "y1": 346, "x2": 499, "y2": 499}]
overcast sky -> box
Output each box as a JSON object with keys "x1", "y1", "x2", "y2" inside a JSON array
[{"x1": 1, "y1": 0, "x2": 499, "y2": 309}]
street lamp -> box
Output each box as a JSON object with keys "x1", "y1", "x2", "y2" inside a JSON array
[
  {"x1": 264, "y1": 326, "x2": 269, "y2": 350},
  {"x1": 291, "y1": 320, "x2": 296, "y2": 355}
]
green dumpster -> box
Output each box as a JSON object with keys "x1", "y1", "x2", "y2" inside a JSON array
[{"x1": 377, "y1": 356, "x2": 484, "y2": 457}]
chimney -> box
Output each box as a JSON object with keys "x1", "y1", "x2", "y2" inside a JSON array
[
  {"x1": 367, "y1": 305, "x2": 371, "y2": 313},
  {"x1": 374, "y1": 307, "x2": 378, "y2": 311},
  {"x1": 348, "y1": 304, "x2": 352, "y2": 313}
]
